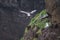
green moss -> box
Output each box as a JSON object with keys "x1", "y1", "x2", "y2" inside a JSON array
[
  {"x1": 28, "y1": 9, "x2": 48, "y2": 29},
  {"x1": 20, "y1": 37, "x2": 24, "y2": 40},
  {"x1": 20, "y1": 9, "x2": 49, "y2": 40}
]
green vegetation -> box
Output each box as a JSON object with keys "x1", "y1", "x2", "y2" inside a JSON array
[
  {"x1": 20, "y1": 9, "x2": 50, "y2": 40},
  {"x1": 28, "y1": 9, "x2": 48, "y2": 30},
  {"x1": 20, "y1": 37, "x2": 24, "y2": 40}
]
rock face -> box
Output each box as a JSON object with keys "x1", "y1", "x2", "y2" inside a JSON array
[
  {"x1": 45, "y1": 0, "x2": 60, "y2": 24},
  {"x1": 38, "y1": 0, "x2": 60, "y2": 40},
  {"x1": 38, "y1": 26, "x2": 60, "y2": 40},
  {"x1": 0, "y1": 0, "x2": 45, "y2": 40}
]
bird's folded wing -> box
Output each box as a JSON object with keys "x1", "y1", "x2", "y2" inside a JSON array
[{"x1": 20, "y1": 11, "x2": 29, "y2": 14}]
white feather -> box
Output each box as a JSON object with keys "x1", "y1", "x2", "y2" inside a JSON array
[
  {"x1": 20, "y1": 11, "x2": 31, "y2": 16},
  {"x1": 30, "y1": 10, "x2": 37, "y2": 14},
  {"x1": 27, "y1": 13, "x2": 31, "y2": 16},
  {"x1": 20, "y1": 10, "x2": 37, "y2": 16},
  {"x1": 20, "y1": 11, "x2": 29, "y2": 14}
]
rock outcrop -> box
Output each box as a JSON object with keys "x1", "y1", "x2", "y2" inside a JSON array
[{"x1": 38, "y1": 0, "x2": 60, "y2": 40}]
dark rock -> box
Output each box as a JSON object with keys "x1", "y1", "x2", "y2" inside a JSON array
[
  {"x1": 0, "y1": 0, "x2": 45, "y2": 40},
  {"x1": 38, "y1": 0, "x2": 60, "y2": 40}
]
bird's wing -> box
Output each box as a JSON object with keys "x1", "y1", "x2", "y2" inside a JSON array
[
  {"x1": 20, "y1": 10, "x2": 31, "y2": 16},
  {"x1": 30, "y1": 10, "x2": 37, "y2": 14},
  {"x1": 20, "y1": 11, "x2": 29, "y2": 14}
]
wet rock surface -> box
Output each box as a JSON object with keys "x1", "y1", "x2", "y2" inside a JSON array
[
  {"x1": 38, "y1": 0, "x2": 60, "y2": 40},
  {"x1": 38, "y1": 25, "x2": 60, "y2": 40},
  {"x1": 0, "y1": 0, "x2": 45, "y2": 40}
]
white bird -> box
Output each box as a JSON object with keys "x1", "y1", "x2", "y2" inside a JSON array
[{"x1": 20, "y1": 10, "x2": 37, "y2": 16}]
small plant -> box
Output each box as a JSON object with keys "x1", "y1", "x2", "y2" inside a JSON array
[
  {"x1": 20, "y1": 37, "x2": 24, "y2": 40},
  {"x1": 28, "y1": 9, "x2": 49, "y2": 30},
  {"x1": 20, "y1": 9, "x2": 51, "y2": 40}
]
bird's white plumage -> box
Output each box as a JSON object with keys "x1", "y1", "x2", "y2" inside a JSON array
[
  {"x1": 20, "y1": 11, "x2": 29, "y2": 14},
  {"x1": 30, "y1": 10, "x2": 37, "y2": 14},
  {"x1": 20, "y1": 10, "x2": 37, "y2": 16},
  {"x1": 20, "y1": 11, "x2": 31, "y2": 16}
]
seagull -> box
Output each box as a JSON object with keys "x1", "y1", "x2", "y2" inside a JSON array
[{"x1": 20, "y1": 10, "x2": 37, "y2": 16}]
